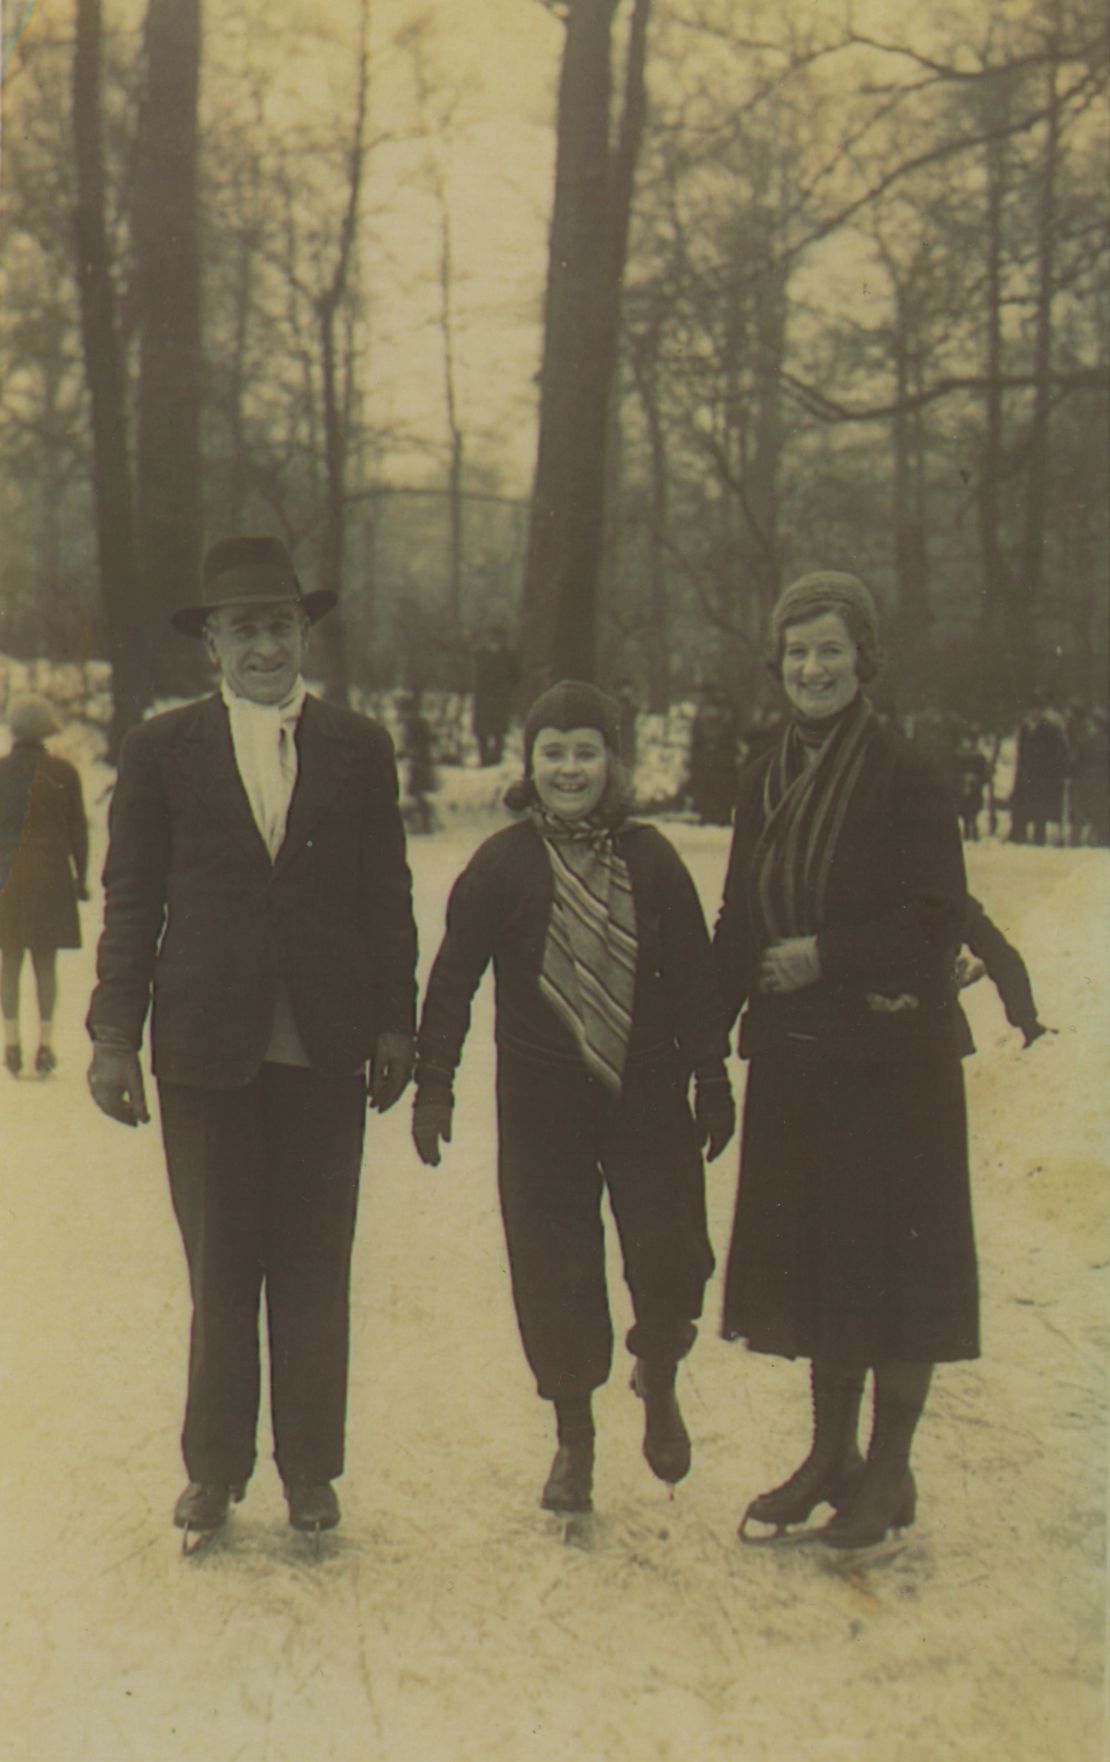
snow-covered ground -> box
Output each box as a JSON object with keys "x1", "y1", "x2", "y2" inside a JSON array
[{"x1": 1, "y1": 760, "x2": 1106, "y2": 1762}]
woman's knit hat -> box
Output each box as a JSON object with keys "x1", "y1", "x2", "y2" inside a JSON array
[
  {"x1": 770, "y1": 571, "x2": 881, "y2": 679},
  {"x1": 8, "y1": 692, "x2": 60, "y2": 742},
  {"x1": 522, "y1": 680, "x2": 621, "y2": 772}
]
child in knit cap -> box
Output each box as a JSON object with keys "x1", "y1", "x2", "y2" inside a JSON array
[{"x1": 413, "y1": 680, "x2": 735, "y2": 1517}]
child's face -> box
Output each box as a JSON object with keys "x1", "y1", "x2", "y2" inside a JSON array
[{"x1": 532, "y1": 726, "x2": 608, "y2": 820}]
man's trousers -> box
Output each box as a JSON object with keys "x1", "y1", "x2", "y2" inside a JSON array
[{"x1": 158, "y1": 1064, "x2": 366, "y2": 1489}]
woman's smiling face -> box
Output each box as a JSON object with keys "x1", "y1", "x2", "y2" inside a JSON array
[
  {"x1": 531, "y1": 725, "x2": 609, "y2": 819},
  {"x1": 780, "y1": 610, "x2": 860, "y2": 719}
]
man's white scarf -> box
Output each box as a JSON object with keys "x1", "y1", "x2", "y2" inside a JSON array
[{"x1": 221, "y1": 679, "x2": 307, "y2": 860}]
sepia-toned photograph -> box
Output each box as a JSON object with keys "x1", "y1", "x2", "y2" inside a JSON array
[{"x1": 1, "y1": 0, "x2": 1107, "y2": 1758}]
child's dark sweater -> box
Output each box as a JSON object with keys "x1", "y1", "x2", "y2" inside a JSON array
[{"x1": 417, "y1": 819, "x2": 728, "y2": 1090}]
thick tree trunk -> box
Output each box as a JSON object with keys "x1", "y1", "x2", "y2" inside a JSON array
[
  {"x1": 314, "y1": 0, "x2": 371, "y2": 706},
  {"x1": 134, "y1": 0, "x2": 203, "y2": 697},
  {"x1": 72, "y1": 0, "x2": 147, "y2": 756},
  {"x1": 521, "y1": 0, "x2": 650, "y2": 696}
]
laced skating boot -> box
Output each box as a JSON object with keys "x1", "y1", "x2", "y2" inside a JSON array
[
  {"x1": 35, "y1": 1046, "x2": 57, "y2": 1076},
  {"x1": 819, "y1": 1391, "x2": 922, "y2": 1551},
  {"x1": 284, "y1": 1481, "x2": 341, "y2": 1533},
  {"x1": 5, "y1": 1044, "x2": 21, "y2": 1077},
  {"x1": 631, "y1": 1358, "x2": 691, "y2": 1486},
  {"x1": 541, "y1": 1399, "x2": 595, "y2": 1513},
  {"x1": 173, "y1": 1480, "x2": 245, "y2": 1547},
  {"x1": 739, "y1": 1365, "x2": 865, "y2": 1543}
]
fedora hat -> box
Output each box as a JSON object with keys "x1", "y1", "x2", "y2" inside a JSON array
[{"x1": 171, "y1": 537, "x2": 337, "y2": 637}]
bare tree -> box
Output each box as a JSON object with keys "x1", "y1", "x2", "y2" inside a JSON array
[
  {"x1": 72, "y1": 0, "x2": 146, "y2": 753},
  {"x1": 521, "y1": 0, "x2": 653, "y2": 693},
  {"x1": 133, "y1": 0, "x2": 203, "y2": 696}
]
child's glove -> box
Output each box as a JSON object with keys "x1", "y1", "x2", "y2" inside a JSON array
[
  {"x1": 694, "y1": 1066, "x2": 736, "y2": 1163},
  {"x1": 412, "y1": 1088, "x2": 454, "y2": 1166}
]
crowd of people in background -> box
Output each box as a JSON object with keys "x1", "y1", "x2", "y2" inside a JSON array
[{"x1": 706, "y1": 687, "x2": 1107, "y2": 850}]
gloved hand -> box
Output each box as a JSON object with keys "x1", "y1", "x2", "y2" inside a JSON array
[
  {"x1": 694, "y1": 1066, "x2": 735, "y2": 1163},
  {"x1": 759, "y1": 936, "x2": 821, "y2": 996},
  {"x1": 87, "y1": 1041, "x2": 150, "y2": 1127},
  {"x1": 75, "y1": 878, "x2": 90, "y2": 903},
  {"x1": 368, "y1": 1031, "x2": 415, "y2": 1113},
  {"x1": 954, "y1": 952, "x2": 986, "y2": 990},
  {"x1": 412, "y1": 1092, "x2": 454, "y2": 1167},
  {"x1": 1022, "y1": 1021, "x2": 1055, "y2": 1049}
]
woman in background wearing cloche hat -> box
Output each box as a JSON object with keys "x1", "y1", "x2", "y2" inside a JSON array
[{"x1": 0, "y1": 692, "x2": 89, "y2": 1078}]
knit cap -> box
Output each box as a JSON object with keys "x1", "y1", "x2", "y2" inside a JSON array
[
  {"x1": 7, "y1": 692, "x2": 60, "y2": 742},
  {"x1": 522, "y1": 680, "x2": 621, "y2": 772},
  {"x1": 770, "y1": 571, "x2": 880, "y2": 668}
]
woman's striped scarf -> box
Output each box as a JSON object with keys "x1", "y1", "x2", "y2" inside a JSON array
[
  {"x1": 750, "y1": 694, "x2": 876, "y2": 943},
  {"x1": 531, "y1": 807, "x2": 638, "y2": 1094}
]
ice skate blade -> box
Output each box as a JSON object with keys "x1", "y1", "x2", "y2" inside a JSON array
[
  {"x1": 818, "y1": 1533, "x2": 909, "y2": 1572},
  {"x1": 180, "y1": 1524, "x2": 223, "y2": 1559},
  {"x1": 739, "y1": 1519, "x2": 824, "y2": 1548},
  {"x1": 558, "y1": 1511, "x2": 594, "y2": 1549}
]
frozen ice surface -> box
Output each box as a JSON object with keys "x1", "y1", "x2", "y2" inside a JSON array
[{"x1": 1, "y1": 767, "x2": 1106, "y2": 1762}]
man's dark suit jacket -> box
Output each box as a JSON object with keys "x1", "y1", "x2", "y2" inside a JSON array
[{"x1": 88, "y1": 693, "x2": 417, "y2": 1089}]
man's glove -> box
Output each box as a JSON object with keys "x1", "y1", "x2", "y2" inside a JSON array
[
  {"x1": 694, "y1": 1066, "x2": 735, "y2": 1163},
  {"x1": 368, "y1": 1030, "x2": 415, "y2": 1113},
  {"x1": 412, "y1": 1090, "x2": 454, "y2": 1167},
  {"x1": 1021, "y1": 1020, "x2": 1055, "y2": 1049},
  {"x1": 87, "y1": 1040, "x2": 150, "y2": 1127}
]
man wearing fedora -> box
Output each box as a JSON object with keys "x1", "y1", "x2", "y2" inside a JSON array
[{"x1": 87, "y1": 536, "x2": 418, "y2": 1544}]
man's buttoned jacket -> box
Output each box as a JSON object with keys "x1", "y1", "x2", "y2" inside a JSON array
[{"x1": 88, "y1": 692, "x2": 417, "y2": 1088}]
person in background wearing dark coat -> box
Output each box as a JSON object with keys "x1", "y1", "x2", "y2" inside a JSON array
[
  {"x1": 398, "y1": 690, "x2": 437, "y2": 835},
  {"x1": 610, "y1": 675, "x2": 640, "y2": 782},
  {"x1": 689, "y1": 685, "x2": 738, "y2": 824},
  {"x1": 86, "y1": 538, "x2": 418, "y2": 1547},
  {"x1": 1069, "y1": 706, "x2": 1110, "y2": 847},
  {"x1": 412, "y1": 681, "x2": 735, "y2": 1517},
  {"x1": 0, "y1": 693, "x2": 88, "y2": 1077},
  {"x1": 1009, "y1": 689, "x2": 1069, "y2": 845},
  {"x1": 955, "y1": 726, "x2": 990, "y2": 841},
  {"x1": 472, "y1": 621, "x2": 520, "y2": 767},
  {"x1": 713, "y1": 572, "x2": 979, "y2": 1553}
]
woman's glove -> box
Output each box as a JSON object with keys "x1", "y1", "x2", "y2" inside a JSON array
[
  {"x1": 759, "y1": 936, "x2": 821, "y2": 996},
  {"x1": 412, "y1": 1087, "x2": 454, "y2": 1167},
  {"x1": 694, "y1": 1067, "x2": 735, "y2": 1163},
  {"x1": 87, "y1": 1036, "x2": 150, "y2": 1127}
]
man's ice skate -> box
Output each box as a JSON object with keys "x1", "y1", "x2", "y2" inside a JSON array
[
  {"x1": 284, "y1": 1481, "x2": 340, "y2": 1556},
  {"x1": 173, "y1": 1480, "x2": 244, "y2": 1556}
]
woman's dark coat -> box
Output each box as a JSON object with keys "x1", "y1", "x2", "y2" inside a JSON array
[
  {"x1": 0, "y1": 741, "x2": 88, "y2": 950},
  {"x1": 713, "y1": 717, "x2": 980, "y2": 1364}
]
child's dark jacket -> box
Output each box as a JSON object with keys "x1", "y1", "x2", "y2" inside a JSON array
[{"x1": 417, "y1": 819, "x2": 728, "y2": 1090}]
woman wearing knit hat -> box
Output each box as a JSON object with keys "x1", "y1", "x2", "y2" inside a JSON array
[
  {"x1": 712, "y1": 572, "x2": 980, "y2": 1553},
  {"x1": 0, "y1": 694, "x2": 89, "y2": 1077},
  {"x1": 413, "y1": 680, "x2": 735, "y2": 1517}
]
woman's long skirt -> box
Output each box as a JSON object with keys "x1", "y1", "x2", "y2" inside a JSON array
[{"x1": 722, "y1": 1049, "x2": 979, "y2": 1364}]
